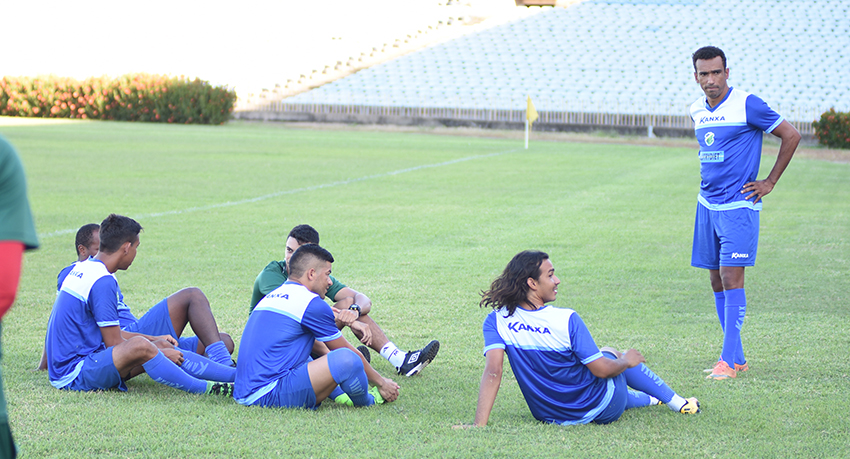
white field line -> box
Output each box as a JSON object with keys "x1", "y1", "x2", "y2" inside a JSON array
[{"x1": 38, "y1": 148, "x2": 519, "y2": 240}]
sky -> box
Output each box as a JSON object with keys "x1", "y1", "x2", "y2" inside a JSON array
[{"x1": 2, "y1": 0, "x2": 508, "y2": 95}]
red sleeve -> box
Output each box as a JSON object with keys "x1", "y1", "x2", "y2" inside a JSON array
[{"x1": 0, "y1": 241, "x2": 25, "y2": 319}]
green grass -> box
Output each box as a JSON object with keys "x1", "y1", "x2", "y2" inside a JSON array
[{"x1": 2, "y1": 118, "x2": 849, "y2": 458}]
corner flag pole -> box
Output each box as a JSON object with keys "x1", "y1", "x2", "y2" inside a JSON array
[{"x1": 525, "y1": 95, "x2": 538, "y2": 150}]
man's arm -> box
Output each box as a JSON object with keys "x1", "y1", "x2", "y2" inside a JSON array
[
  {"x1": 742, "y1": 120, "x2": 801, "y2": 204},
  {"x1": 323, "y1": 335, "x2": 398, "y2": 402},
  {"x1": 585, "y1": 348, "x2": 645, "y2": 379},
  {"x1": 332, "y1": 287, "x2": 372, "y2": 315}
]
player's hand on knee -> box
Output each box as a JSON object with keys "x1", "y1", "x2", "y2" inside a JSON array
[{"x1": 623, "y1": 349, "x2": 645, "y2": 368}]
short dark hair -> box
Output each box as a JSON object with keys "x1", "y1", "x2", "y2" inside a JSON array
[
  {"x1": 288, "y1": 243, "x2": 334, "y2": 278},
  {"x1": 692, "y1": 46, "x2": 726, "y2": 71},
  {"x1": 74, "y1": 223, "x2": 100, "y2": 255},
  {"x1": 98, "y1": 214, "x2": 142, "y2": 253},
  {"x1": 288, "y1": 224, "x2": 320, "y2": 245},
  {"x1": 480, "y1": 250, "x2": 549, "y2": 317}
]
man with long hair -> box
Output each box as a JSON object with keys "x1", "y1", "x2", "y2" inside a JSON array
[{"x1": 463, "y1": 251, "x2": 699, "y2": 427}]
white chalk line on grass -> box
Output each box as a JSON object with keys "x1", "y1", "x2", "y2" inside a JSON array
[{"x1": 38, "y1": 148, "x2": 520, "y2": 240}]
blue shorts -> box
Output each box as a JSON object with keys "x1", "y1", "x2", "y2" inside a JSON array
[
  {"x1": 123, "y1": 299, "x2": 175, "y2": 337},
  {"x1": 691, "y1": 204, "x2": 759, "y2": 270},
  {"x1": 592, "y1": 352, "x2": 627, "y2": 424},
  {"x1": 252, "y1": 364, "x2": 318, "y2": 409},
  {"x1": 63, "y1": 347, "x2": 127, "y2": 392}
]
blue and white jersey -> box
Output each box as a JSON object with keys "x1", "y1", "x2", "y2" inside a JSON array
[
  {"x1": 234, "y1": 281, "x2": 342, "y2": 405},
  {"x1": 45, "y1": 258, "x2": 120, "y2": 388},
  {"x1": 689, "y1": 87, "x2": 783, "y2": 211},
  {"x1": 482, "y1": 306, "x2": 612, "y2": 425},
  {"x1": 57, "y1": 261, "x2": 135, "y2": 326}
]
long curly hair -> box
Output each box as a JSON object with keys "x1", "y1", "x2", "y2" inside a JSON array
[{"x1": 480, "y1": 250, "x2": 548, "y2": 317}]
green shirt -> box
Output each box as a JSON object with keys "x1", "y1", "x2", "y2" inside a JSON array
[
  {"x1": 249, "y1": 260, "x2": 346, "y2": 314},
  {"x1": 0, "y1": 134, "x2": 38, "y2": 249}
]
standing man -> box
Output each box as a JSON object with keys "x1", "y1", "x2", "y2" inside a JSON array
[
  {"x1": 251, "y1": 224, "x2": 439, "y2": 377},
  {"x1": 0, "y1": 134, "x2": 39, "y2": 459},
  {"x1": 690, "y1": 46, "x2": 800, "y2": 380},
  {"x1": 236, "y1": 243, "x2": 399, "y2": 409}
]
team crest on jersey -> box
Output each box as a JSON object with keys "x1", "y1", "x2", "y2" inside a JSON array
[{"x1": 704, "y1": 132, "x2": 715, "y2": 146}]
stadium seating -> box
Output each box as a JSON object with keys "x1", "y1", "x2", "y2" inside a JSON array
[{"x1": 281, "y1": 0, "x2": 849, "y2": 121}]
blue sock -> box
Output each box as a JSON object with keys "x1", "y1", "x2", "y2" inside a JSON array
[
  {"x1": 330, "y1": 386, "x2": 345, "y2": 400},
  {"x1": 714, "y1": 291, "x2": 726, "y2": 330},
  {"x1": 722, "y1": 288, "x2": 746, "y2": 366},
  {"x1": 178, "y1": 336, "x2": 200, "y2": 354},
  {"x1": 625, "y1": 390, "x2": 653, "y2": 409},
  {"x1": 622, "y1": 364, "x2": 676, "y2": 404},
  {"x1": 327, "y1": 348, "x2": 373, "y2": 407},
  {"x1": 204, "y1": 340, "x2": 232, "y2": 366},
  {"x1": 142, "y1": 351, "x2": 208, "y2": 394},
  {"x1": 180, "y1": 350, "x2": 235, "y2": 382}
]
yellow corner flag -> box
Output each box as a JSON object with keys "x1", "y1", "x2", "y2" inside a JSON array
[{"x1": 526, "y1": 95, "x2": 539, "y2": 127}]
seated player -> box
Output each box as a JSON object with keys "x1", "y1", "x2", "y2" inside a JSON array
[
  {"x1": 45, "y1": 214, "x2": 235, "y2": 395},
  {"x1": 460, "y1": 251, "x2": 700, "y2": 427},
  {"x1": 251, "y1": 224, "x2": 439, "y2": 376},
  {"x1": 38, "y1": 223, "x2": 234, "y2": 370},
  {"x1": 236, "y1": 243, "x2": 399, "y2": 409}
]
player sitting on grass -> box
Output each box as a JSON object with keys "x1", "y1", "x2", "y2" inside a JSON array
[
  {"x1": 45, "y1": 214, "x2": 234, "y2": 395},
  {"x1": 250, "y1": 224, "x2": 439, "y2": 377},
  {"x1": 236, "y1": 243, "x2": 399, "y2": 409},
  {"x1": 459, "y1": 251, "x2": 700, "y2": 427},
  {"x1": 38, "y1": 222, "x2": 234, "y2": 371}
]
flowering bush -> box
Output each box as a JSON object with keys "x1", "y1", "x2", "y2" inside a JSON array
[
  {"x1": 812, "y1": 108, "x2": 850, "y2": 149},
  {"x1": 0, "y1": 74, "x2": 236, "y2": 125}
]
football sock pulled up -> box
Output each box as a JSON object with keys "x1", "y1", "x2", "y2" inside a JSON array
[
  {"x1": 380, "y1": 342, "x2": 406, "y2": 367},
  {"x1": 204, "y1": 340, "x2": 232, "y2": 366},
  {"x1": 180, "y1": 350, "x2": 236, "y2": 382},
  {"x1": 142, "y1": 351, "x2": 208, "y2": 394},
  {"x1": 327, "y1": 348, "x2": 373, "y2": 407}
]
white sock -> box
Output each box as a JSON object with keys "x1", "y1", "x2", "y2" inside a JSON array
[
  {"x1": 667, "y1": 394, "x2": 687, "y2": 412},
  {"x1": 380, "y1": 342, "x2": 406, "y2": 367},
  {"x1": 648, "y1": 396, "x2": 660, "y2": 405}
]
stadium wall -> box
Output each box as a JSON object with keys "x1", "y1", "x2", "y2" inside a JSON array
[{"x1": 234, "y1": 103, "x2": 816, "y2": 139}]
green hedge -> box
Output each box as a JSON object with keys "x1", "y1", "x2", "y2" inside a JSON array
[
  {"x1": 0, "y1": 74, "x2": 236, "y2": 125},
  {"x1": 812, "y1": 108, "x2": 850, "y2": 149}
]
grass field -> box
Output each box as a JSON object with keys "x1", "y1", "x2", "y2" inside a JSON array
[{"x1": 2, "y1": 117, "x2": 849, "y2": 458}]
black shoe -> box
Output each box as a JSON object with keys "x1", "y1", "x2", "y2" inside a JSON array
[
  {"x1": 356, "y1": 345, "x2": 372, "y2": 364},
  {"x1": 397, "y1": 340, "x2": 440, "y2": 376},
  {"x1": 208, "y1": 382, "x2": 234, "y2": 397}
]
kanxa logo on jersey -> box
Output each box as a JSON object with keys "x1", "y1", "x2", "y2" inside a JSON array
[
  {"x1": 507, "y1": 322, "x2": 551, "y2": 335},
  {"x1": 731, "y1": 252, "x2": 749, "y2": 259},
  {"x1": 267, "y1": 293, "x2": 290, "y2": 300},
  {"x1": 68, "y1": 269, "x2": 83, "y2": 279},
  {"x1": 699, "y1": 115, "x2": 725, "y2": 125}
]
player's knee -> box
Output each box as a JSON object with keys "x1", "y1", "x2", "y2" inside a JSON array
[
  {"x1": 123, "y1": 336, "x2": 158, "y2": 360},
  {"x1": 220, "y1": 333, "x2": 234, "y2": 353},
  {"x1": 327, "y1": 348, "x2": 364, "y2": 383}
]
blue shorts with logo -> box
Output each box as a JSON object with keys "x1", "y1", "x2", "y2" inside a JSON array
[
  {"x1": 691, "y1": 203, "x2": 759, "y2": 270},
  {"x1": 122, "y1": 298, "x2": 199, "y2": 352},
  {"x1": 251, "y1": 364, "x2": 318, "y2": 409},
  {"x1": 61, "y1": 347, "x2": 127, "y2": 392}
]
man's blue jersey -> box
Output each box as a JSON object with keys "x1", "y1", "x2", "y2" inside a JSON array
[
  {"x1": 235, "y1": 281, "x2": 342, "y2": 405},
  {"x1": 482, "y1": 306, "x2": 613, "y2": 425},
  {"x1": 689, "y1": 87, "x2": 783, "y2": 211},
  {"x1": 45, "y1": 258, "x2": 120, "y2": 388},
  {"x1": 57, "y1": 262, "x2": 135, "y2": 327}
]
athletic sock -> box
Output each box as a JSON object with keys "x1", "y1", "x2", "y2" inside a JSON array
[
  {"x1": 204, "y1": 340, "x2": 232, "y2": 366},
  {"x1": 622, "y1": 364, "x2": 676, "y2": 404},
  {"x1": 714, "y1": 291, "x2": 726, "y2": 330},
  {"x1": 141, "y1": 351, "x2": 208, "y2": 394},
  {"x1": 327, "y1": 348, "x2": 373, "y2": 407},
  {"x1": 625, "y1": 390, "x2": 653, "y2": 409},
  {"x1": 721, "y1": 288, "x2": 746, "y2": 367},
  {"x1": 379, "y1": 342, "x2": 405, "y2": 368},
  {"x1": 180, "y1": 350, "x2": 236, "y2": 382},
  {"x1": 666, "y1": 394, "x2": 687, "y2": 412}
]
